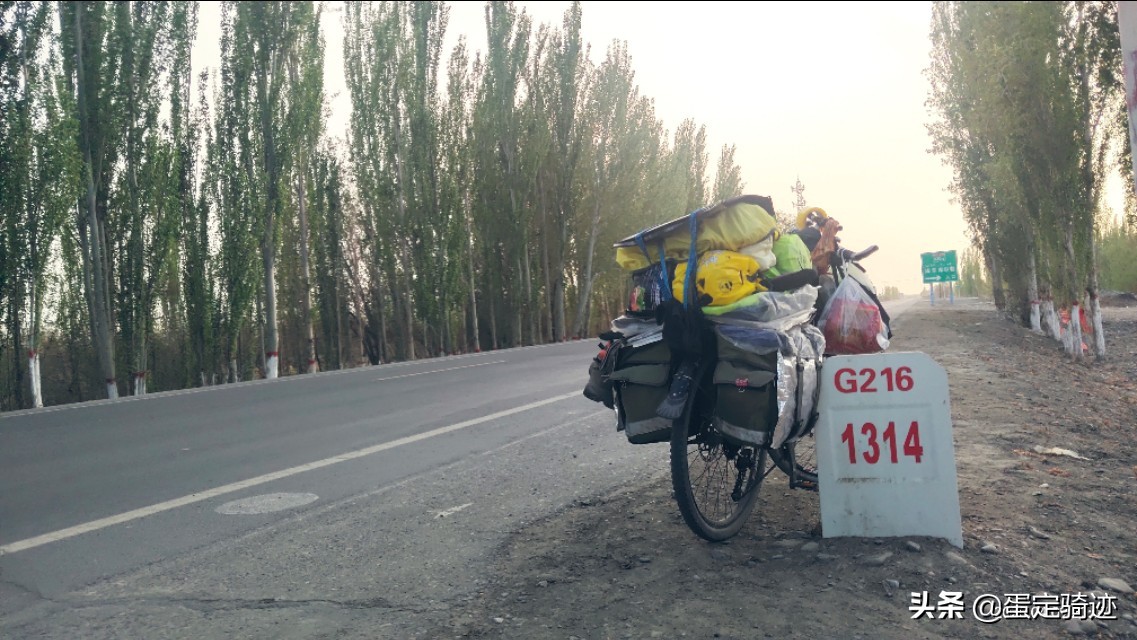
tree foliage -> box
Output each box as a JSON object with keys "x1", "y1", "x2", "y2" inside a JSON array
[
  {"x1": 1, "y1": 0, "x2": 753, "y2": 410},
  {"x1": 927, "y1": 1, "x2": 1126, "y2": 361}
]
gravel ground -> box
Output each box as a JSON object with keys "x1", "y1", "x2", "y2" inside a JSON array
[{"x1": 434, "y1": 300, "x2": 1137, "y2": 640}]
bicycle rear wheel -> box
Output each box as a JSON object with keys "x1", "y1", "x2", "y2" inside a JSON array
[{"x1": 670, "y1": 378, "x2": 767, "y2": 542}]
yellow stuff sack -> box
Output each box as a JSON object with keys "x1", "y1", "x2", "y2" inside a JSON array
[
  {"x1": 672, "y1": 250, "x2": 762, "y2": 307},
  {"x1": 615, "y1": 201, "x2": 779, "y2": 271}
]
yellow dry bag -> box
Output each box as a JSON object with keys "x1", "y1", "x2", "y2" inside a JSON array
[{"x1": 672, "y1": 250, "x2": 764, "y2": 307}]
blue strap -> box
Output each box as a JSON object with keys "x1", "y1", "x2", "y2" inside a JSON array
[
  {"x1": 684, "y1": 210, "x2": 701, "y2": 308},
  {"x1": 633, "y1": 232, "x2": 650, "y2": 263},
  {"x1": 634, "y1": 234, "x2": 655, "y2": 299},
  {"x1": 635, "y1": 232, "x2": 674, "y2": 305},
  {"x1": 656, "y1": 239, "x2": 671, "y2": 301}
]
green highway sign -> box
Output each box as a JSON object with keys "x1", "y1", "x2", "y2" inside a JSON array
[{"x1": 921, "y1": 250, "x2": 958, "y2": 283}]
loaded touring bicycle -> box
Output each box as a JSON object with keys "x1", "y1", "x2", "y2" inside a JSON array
[{"x1": 583, "y1": 194, "x2": 892, "y2": 541}]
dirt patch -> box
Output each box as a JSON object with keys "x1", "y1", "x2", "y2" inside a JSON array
[{"x1": 434, "y1": 301, "x2": 1137, "y2": 639}]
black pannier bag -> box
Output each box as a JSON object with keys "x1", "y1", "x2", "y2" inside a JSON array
[
  {"x1": 710, "y1": 324, "x2": 781, "y2": 447},
  {"x1": 583, "y1": 349, "x2": 614, "y2": 408},
  {"x1": 609, "y1": 336, "x2": 673, "y2": 444}
]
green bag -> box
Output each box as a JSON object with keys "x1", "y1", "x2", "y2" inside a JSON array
[
  {"x1": 710, "y1": 326, "x2": 779, "y2": 446},
  {"x1": 610, "y1": 339, "x2": 673, "y2": 444},
  {"x1": 765, "y1": 233, "x2": 813, "y2": 277}
]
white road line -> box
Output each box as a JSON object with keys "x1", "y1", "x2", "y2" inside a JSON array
[
  {"x1": 434, "y1": 503, "x2": 473, "y2": 518},
  {"x1": 0, "y1": 391, "x2": 581, "y2": 556},
  {"x1": 373, "y1": 361, "x2": 505, "y2": 382}
]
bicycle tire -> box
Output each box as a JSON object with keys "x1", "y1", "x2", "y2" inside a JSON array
[{"x1": 669, "y1": 374, "x2": 767, "y2": 542}]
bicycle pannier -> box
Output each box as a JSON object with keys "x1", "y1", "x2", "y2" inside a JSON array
[
  {"x1": 610, "y1": 338, "x2": 673, "y2": 444},
  {"x1": 710, "y1": 325, "x2": 780, "y2": 446},
  {"x1": 770, "y1": 324, "x2": 826, "y2": 448}
]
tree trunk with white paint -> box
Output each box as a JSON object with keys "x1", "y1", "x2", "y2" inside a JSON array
[
  {"x1": 1070, "y1": 304, "x2": 1084, "y2": 360},
  {"x1": 132, "y1": 327, "x2": 147, "y2": 396},
  {"x1": 252, "y1": 7, "x2": 288, "y2": 381},
  {"x1": 264, "y1": 249, "x2": 279, "y2": 378},
  {"x1": 1087, "y1": 227, "x2": 1106, "y2": 360},
  {"x1": 1074, "y1": 8, "x2": 1107, "y2": 363},
  {"x1": 29, "y1": 350, "x2": 43, "y2": 408},
  {"x1": 1026, "y1": 250, "x2": 1042, "y2": 333},
  {"x1": 131, "y1": 318, "x2": 146, "y2": 395},
  {"x1": 1089, "y1": 295, "x2": 1105, "y2": 360},
  {"x1": 1038, "y1": 276, "x2": 1061, "y2": 341},
  {"x1": 1042, "y1": 297, "x2": 1062, "y2": 342},
  {"x1": 1063, "y1": 226, "x2": 1082, "y2": 360},
  {"x1": 27, "y1": 270, "x2": 44, "y2": 408}
]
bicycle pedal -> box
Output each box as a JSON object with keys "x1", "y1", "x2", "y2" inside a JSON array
[{"x1": 792, "y1": 478, "x2": 819, "y2": 492}]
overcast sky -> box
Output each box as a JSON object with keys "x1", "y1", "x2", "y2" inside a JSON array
[{"x1": 193, "y1": 1, "x2": 1108, "y2": 295}]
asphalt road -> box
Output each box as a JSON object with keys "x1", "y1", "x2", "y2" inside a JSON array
[{"x1": 1, "y1": 296, "x2": 920, "y2": 639}]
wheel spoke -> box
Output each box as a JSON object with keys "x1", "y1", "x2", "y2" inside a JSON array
[
  {"x1": 688, "y1": 440, "x2": 758, "y2": 526},
  {"x1": 688, "y1": 450, "x2": 714, "y2": 486}
]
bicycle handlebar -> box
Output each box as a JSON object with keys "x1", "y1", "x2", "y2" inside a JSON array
[{"x1": 837, "y1": 245, "x2": 878, "y2": 264}]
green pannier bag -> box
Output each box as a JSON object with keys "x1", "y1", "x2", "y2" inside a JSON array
[
  {"x1": 710, "y1": 325, "x2": 780, "y2": 446},
  {"x1": 610, "y1": 339, "x2": 673, "y2": 444}
]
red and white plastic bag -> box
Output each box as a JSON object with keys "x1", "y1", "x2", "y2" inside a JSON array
[{"x1": 817, "y1": 276, "x2": 889, "y2": 355}]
